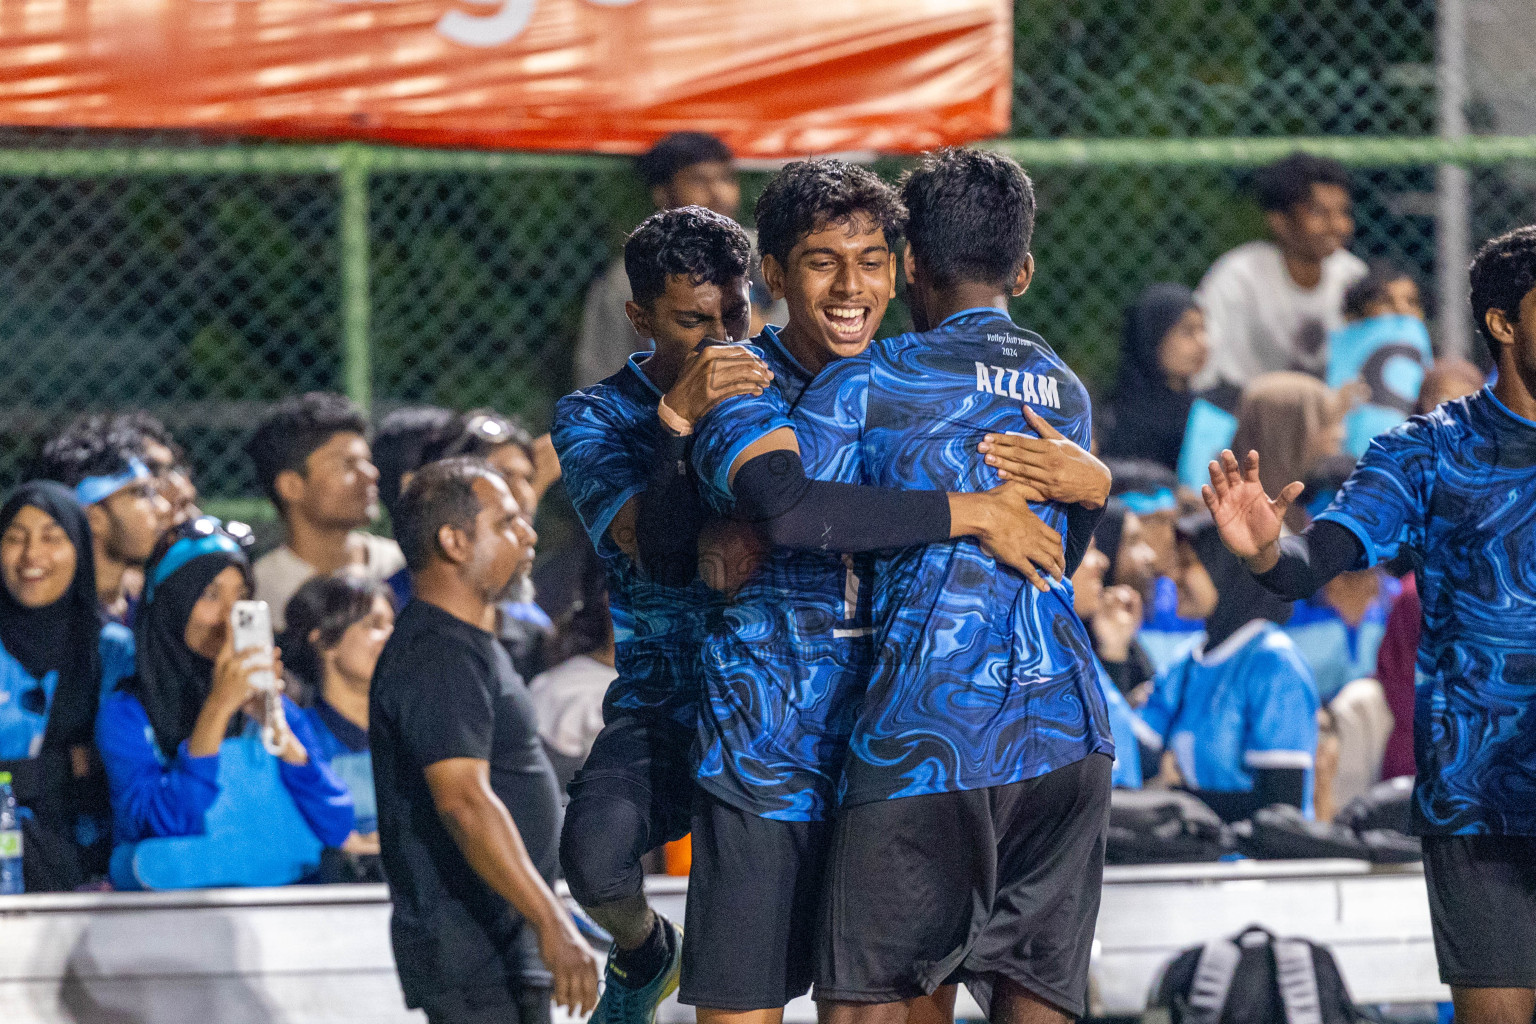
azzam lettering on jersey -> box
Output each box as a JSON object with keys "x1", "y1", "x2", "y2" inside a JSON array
[{"x1": 974, "y1": 362, "x2": 1061, "y2": 409}]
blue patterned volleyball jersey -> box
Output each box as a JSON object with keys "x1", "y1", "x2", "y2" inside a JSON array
[
  {"x1": 688, "y1": 326, "x2": 873, "y2": 821},
  {"x1": 551, "y1": 355, "x2": 722, "y2": 728},
  {"x1": 795, "y1": 307, "x2": 1115, "y2": 807},
  {"x1": 1138, "y1": 620, "x2": 1319, "y2": 804},
  {"x1": 1314, "y1": 387, "x2": 1536, "y2": 835}
]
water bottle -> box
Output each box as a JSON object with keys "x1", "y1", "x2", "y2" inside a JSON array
[{"x1": 0, "y1": 771, "x2": 22, "y2": 894}]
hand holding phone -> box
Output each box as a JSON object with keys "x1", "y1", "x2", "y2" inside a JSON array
[{"x1": 231, "y1": 600, "x2": 286, "y2": 755}]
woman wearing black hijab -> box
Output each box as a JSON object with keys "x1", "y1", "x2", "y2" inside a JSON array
[
  {"x1": 1101, "y1": 283, "x2": 1210, "y2": 470},
  {"x1": 95, "y1": 518, "x2": 353, "y2": 889},
  {"x1": 0, "y1": 482, "x2": 132, "y2": 890},
  {"x1": 1136, "y1": 513, "x2": 1319, "y2": 823}
]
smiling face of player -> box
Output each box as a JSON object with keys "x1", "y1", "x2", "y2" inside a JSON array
[{"x1": 765, "y1": 213, "x2": 896, "y2": 375}]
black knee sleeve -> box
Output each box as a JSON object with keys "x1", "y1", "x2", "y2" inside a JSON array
[{"x1": 560, "y1": 773, "x2": 658, "y2": 908}]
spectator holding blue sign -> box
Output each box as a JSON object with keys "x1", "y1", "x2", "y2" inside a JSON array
[{"x1": 1328, "y1": 265, "x2": 1433, "y2": 458}]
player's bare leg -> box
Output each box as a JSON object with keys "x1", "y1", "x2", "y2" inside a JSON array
[
  {"x1": 989, "y1": 978, "x2": 1073, "y2": 1024},
  {"x1": 1451, "y1": 986, "x2": 1536, "y2": 1024},
  {"x1": 698, "y1": 1007, "x2": 787, "y2": 1024}
]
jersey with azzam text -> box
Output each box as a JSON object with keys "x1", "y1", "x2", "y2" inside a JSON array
[
  {"x1": 551, "y1": 355, "x2": 723, "y2": 728},
  {"x1": 689, "y1": 326, "x2": 873, "y2": 821},
  {"x1": 794, "y1": 307, "x2": 1114, "y2": 806},
  {"x1": 1138, "y1": 619, "x2": 1319, "y2": 802},
  {"x1": 1314, "y1": 387, "x2": 1536, "y2": 835}
]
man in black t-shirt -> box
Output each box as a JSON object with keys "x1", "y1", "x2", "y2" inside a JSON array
[{"x1": 371, "y1": 457, "x2": 600, "y2": 1024}]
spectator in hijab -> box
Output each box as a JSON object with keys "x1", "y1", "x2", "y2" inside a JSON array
[
  {"x1": 1281, "y1": 456, "x2": 1399, "y2": 704},
  {"x1": 528, "y1": 541, "x2": 616, "y2": 792},
  {"x1": 95, "y1": 518, "x2": 353, "y2": 890},
  {"x1": 1417, "y1": 357, "x2": 1486, "y2": 414},
  {"x1": 282, "y1": 573, "x2": 395, "y2": 879},
  {"x1": 36, "y1": 422, "x2": 171, "y2": 625},
  {"x1": 1140, "y1": 513, "x2": 1317, "y2": 823},
  {"x1": 1102, "y1": 283, "x2": 1209, "y2": 471},
  {"x1": 1230, "y1": 372, "x2": 1353, "y2": 532},
  {"x1": 1075, "y1": 500, "x2": 1156, "y2": 699},
  {"x1": 0, "y1": 483, "x2": 134, "y2": 890}
]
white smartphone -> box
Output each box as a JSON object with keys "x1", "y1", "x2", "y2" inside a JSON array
[{"x1": 230, "y1": 600, "x2": 277, "y2": 693}]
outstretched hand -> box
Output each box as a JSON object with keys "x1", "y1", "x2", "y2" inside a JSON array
[{"x1": 1200, "y1": 449, "x2": 1303, "y2": 572}]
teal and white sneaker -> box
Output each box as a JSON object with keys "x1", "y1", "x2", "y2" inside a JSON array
[{"x1": 589, "y1": 915, "x2": 683, "y2": 1024}]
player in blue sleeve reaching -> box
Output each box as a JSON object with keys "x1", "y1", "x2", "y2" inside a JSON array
[
  {"x1": 1202, "y1": 225, "x2": 1536, "y2": 1024},
  {"x1": 550, "y1": 206, "x2": 773, "y2": 1024},
  {"x1": 681, "y1": 160, "x2": 1094, "y2": 1024},
  {"x1": 791, "y1": 149, "x2": 1116, "y2": 1024}
]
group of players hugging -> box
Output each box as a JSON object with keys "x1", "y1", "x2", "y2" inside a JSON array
[{"x1": 553, "y1": 149, "x2": 1536, "y2": 1024}]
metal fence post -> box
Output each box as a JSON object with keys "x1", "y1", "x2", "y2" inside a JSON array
[
  {"x1": 1436, "y1": 0, "x2": 1473, "y2": 360},
  {"x1": 339, "y1": 144, "x2": 373, "y2": 411}
]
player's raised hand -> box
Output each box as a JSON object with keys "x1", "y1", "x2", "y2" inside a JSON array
[
  {"x1": 1200, "y1": 449, "x2": 1303, "y2": 572},
  {"x1": 952, "y1": 482, "x2": 1064, "y2": 592},
  {"x1": 661, "y1": 343, "x2": 773, "y2": 431},
  {"x1": 976, "y1": 407, "x2": 1111, "y2": 508}
]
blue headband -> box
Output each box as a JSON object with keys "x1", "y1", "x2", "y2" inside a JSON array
[
  {"x1": 1120, "y1": 487, "x2": 1177, "y2": 517},
  {"x1": 145, "y1": 531, "x2": 243, "y2": 603},
  {"x1": 74, "y1": 457, "x2": 151, "y2": 507}
]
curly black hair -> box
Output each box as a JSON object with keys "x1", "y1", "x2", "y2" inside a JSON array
[
  {"x1": 901, "y1": 148, "x2": 1034, "y2": 291},
  {"x1": 635, "y1": 133, "x2": 733, "y2": 191},
  {"x1": 753, "y1": 159, "x2": 906, "y2": 269},
  {"x1": 244, "y1": 391, "x2": 370, "y2": 515},
  {"x1": 1252, "y1": 153, "x2": 1350, "y2": 214},
  {"x1": 34, "y1": 414, "x2": 142, "y2": 488},
  {"x1": 623, "y1": 205, "x2": 752, "y2": 307},
  {"x1": 111, "y1": 410, "x2": 187, "y2": 465},
  {"x1": 1470, "y1": 225, "x2": 1536, "y2": 356}
]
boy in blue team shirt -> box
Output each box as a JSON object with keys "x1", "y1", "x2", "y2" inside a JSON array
[
  {"x1": 1204, "y1": 225, "x2": 1536, "y2": 1024},
  {"x1": 772, "y1": 149, "x2": 1115, "y2": 1024}
]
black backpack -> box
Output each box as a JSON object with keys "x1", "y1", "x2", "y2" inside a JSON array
[{"x1": 1150, "y1": 925, "x2": 1365, "y2": 1024}]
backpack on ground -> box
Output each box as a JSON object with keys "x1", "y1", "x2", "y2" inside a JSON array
[{"x1": 1149, "y1": 925, "x2": 1365, "y2": 1024}]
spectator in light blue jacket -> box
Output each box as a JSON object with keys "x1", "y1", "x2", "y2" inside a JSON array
[
  {"x1": 96, "y1": 517, "x2": 353, "y2": 890},
  {"x1": 0, "y1": 482, "x2": 134, "y2": 890}
]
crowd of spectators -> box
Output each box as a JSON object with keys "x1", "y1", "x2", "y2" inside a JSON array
[{"x1": 0, "y1": 141, "x2": 1493, "y2": 893}]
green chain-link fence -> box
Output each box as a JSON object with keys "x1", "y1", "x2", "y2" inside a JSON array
[{"x1": 0, "y1": 0, "x2": 1528, "y2": 506}]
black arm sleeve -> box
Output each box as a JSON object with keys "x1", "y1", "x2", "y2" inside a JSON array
[
  {"x1": 732, "y1": 449, "x2": 951, "y2": 553},
  {"x1": 635, "y1": 433, "x2": 708, "y2": 587},
  {"x1": 1064, "y1": 503, "x2": 1104, "y2": 578},
  {"x1": 1190, "y1": 768, "x2": 1308, "y2": 823},
  {"x1": 1251, "y1": 520, "x2": 1366, "y2": 601}
]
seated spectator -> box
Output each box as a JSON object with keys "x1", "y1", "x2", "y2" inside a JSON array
[
  {"x1": 1096, "y1": 661, "x2": 1152, "y2": 791},
  {"x1": 1416, "y1": 356, "x2": 1486, "y2": 414},
  {"x1": 1374, "y1": 574, "x2": 1420, "y2": 781},
  {"x1": 528, "y1": 543, "x2": 615, "y2": 791},
  {"x1": 36, "y1": 421, "x2": 171, "y2": 625},
  {"x1": 281, "y1": 573, "x2": 395, "y2": 878},
  {"x1": 1282, "y1": 457, "x2": 1399, "y2": 703},
  {"x1": 1075, "y1": 510, "x2": 1155, "y2": 700},
  {"x1": 1108, "y1": 461, "x2": 1206, "y2": 672},
  {"x1": 1101, "y1": 283, "x2": 1209, "y2": 471},
  {"x1": 112, "y1": 411, "x2": 201, "y2": 527},
  {"x1": 1313, "y1": 678, "x2": 1395, "y2": 822},
  {"x1": 574, "y1": 132, "x2": 785, "y2": 389},
  {"x1": 1195, "y1": 153, "x2": 1367, "y2": 389},
  {"x1": 1141, "y1": 513, "x2": 1317, "y2": 823},
  {"x1": 372, "y1": 405, "x2": 459, "y2": 607},
  {"x1": 1328, "y1": 264, "x2": 1433, "y2": 457},
  {"x1": 422, "y1": 410, "x2": 555, "y2": 680},
  {"x1": 245, "y1": 393, "x2": 404, "y2": 630},
  {"x1": 1230, "y1": 371, "x2": 1353, "y2": 532},
  {"x1": 96, "y1": 518, "x2": 353, "y2": 890},
  {"x1": 0, "y1": 483, "x2": 134, "y2": 890}
]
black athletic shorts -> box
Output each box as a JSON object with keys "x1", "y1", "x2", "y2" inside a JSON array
[
  {"x1": 420, "y1": 984, "x2": 551, "y2": 1024},
  {"x1": 679, "y1": 788, "x2": 832, "y2": 1011},
  {"x1": 1422, "y1": 834, "x2": 1536, "y2": 989},
  {"x1": 559, "y1": 712, "x2": 694, "y2": 908},
  {"x1": 817, "y1": 753, "x2": 1113, "y2": 1017}
]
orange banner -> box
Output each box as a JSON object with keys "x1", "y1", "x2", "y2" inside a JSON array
[{"x1": 0, "y1": 0, "x2": 1011, "y2": 156}]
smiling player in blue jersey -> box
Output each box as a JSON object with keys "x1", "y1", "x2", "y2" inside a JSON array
[
  {"x1": 1203, "y1": 225, "x2": 1536, "y2": 1024},
  {"x1": 786, "y1": 149, "x2": 1116, "y2": 1024},
  {"x1": 681, "y1": 160, "x2": 1089, "y2": 1024},
  {"x1": 551, "y1": 206, "x2": 774, "y2": 1024}
]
